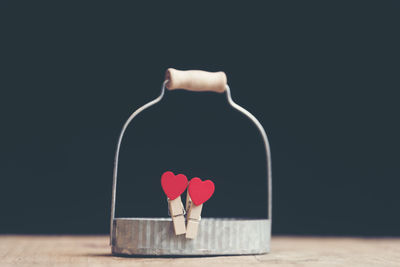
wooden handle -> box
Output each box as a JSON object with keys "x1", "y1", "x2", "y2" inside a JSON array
[{"x1": 165, "y1": 68, "x2": 227, "y2": 93}]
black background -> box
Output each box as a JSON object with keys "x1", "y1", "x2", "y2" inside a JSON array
[{"x1": 1, "y1": 1, "x2": 399, "y2": 236}]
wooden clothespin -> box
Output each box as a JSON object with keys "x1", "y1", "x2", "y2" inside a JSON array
[
  {"x1": 186, "y1": 177, "x2": 215, "y2": 239},
  {"x1": 161, "y1": 171, "x2": 188, "y2": 235}
]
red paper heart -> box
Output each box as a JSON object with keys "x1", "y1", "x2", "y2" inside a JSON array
[
  {"x1": 188, "y1": 177, "x2": 215, "y2": 206},
  {"x1": 161, "y1": 171, "x2": 188, "y2": 200}
]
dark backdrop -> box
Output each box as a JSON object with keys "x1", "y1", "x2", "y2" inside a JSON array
[{"x1": 1, "y1": 1, "x2": 399, "y2": 236}]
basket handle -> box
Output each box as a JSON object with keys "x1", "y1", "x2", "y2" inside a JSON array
[{"x1": 165, "y1": 68, "x2": 227, "y2": 93}]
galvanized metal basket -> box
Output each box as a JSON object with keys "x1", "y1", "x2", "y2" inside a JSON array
[{"x1": 110, "y1": 69, "x2": 272, "y2": 256}]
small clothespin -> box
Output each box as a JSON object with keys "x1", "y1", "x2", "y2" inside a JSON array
[
  {"x1": 161, "y1": 171, "x2": 188, "y2": 235},
  {"x1": 186, "y1": 177, "x2": 215, "y2": 239}
]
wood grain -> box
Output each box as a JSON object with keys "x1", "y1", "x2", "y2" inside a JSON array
[
  {"x1": 0, "y1": 235, "x2": 399, "y2": 267},
  {"x1": 168, "y1": 196, "x2": 186, "y2": 235},
  {"x1": 186, "y1": 200, "x2": 203, "y2": 239}
]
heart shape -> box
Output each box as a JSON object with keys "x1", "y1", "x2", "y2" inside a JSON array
[
  {"x1": 161, "y1": 171, "x2": 188, "y2": 200},
  {"x1": 188, "y1": 177, "x2": 215, "y2": 206}
]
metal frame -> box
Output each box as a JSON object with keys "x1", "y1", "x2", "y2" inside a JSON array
[{"x1": 110, "y1": 80, "x2": 272, "y2": 244}]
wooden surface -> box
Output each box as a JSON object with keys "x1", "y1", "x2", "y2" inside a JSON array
[{"x1": 0, "y1": 235, "x2": 399, "y2": 266}]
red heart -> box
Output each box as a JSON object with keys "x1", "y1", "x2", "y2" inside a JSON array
[
  {"x1": 188, "y1": 177, "x2": 215, "y2": 206},
  {"x1": 161, "y1": 171, "x2": 188, "y2": 200}
]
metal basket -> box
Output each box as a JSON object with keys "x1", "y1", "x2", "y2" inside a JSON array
[{"x1": 110, "y1": 72, "x2": 272, "y2": 256}]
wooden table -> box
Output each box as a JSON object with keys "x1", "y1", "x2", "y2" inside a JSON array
[{"x1": 0, "y1": 235, "x2": 399, "y2": 266}]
